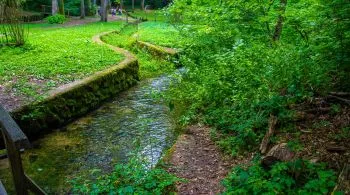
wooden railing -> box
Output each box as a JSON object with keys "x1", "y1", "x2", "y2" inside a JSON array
[{"x1": 0, "y1": 105, "x2": 46, "y2": 195}]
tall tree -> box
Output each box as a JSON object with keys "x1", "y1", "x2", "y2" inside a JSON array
[
  {"x1": 141, "y1": 0, "x2": 145, "y2": 10},
  {"x1": 52, "y1": 0, "x2": 58, "y2": 15},
  {"x1": 93, "y1": 0, "x2": 97, "y2": 15},
  {"x1": 272, "y1": 0, "x2": 287, "y2": 41},
  {"x1": 132, "y1": 0, "x2": 134, "y2": 10},
  {"x1": 59, "y1": 0, "x2": 64, "y2": 15},
  {"x1": 100, "y1": 0, "x2": 108, "y2": 22},
  {"x1": 86, "y1": 0, "x2": 91, "y2": 15},
  {"x1": 81, "y1": 0, "x2": 85, "y2": 18}
]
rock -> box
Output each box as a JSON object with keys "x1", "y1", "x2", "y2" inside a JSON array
[{"x1": 261, "y1": 143, "x2": 295, "y2": 169}]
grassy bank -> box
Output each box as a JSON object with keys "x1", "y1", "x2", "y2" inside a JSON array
[{"x1": 0, "y1": 21, "x2": 125, "y2": 105}]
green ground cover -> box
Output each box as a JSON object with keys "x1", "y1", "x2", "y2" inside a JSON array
[
  {"x1": 128, "y1": 10, "x2": 168, "y2": 22},
  {"x1": 137, "y1": 22, "x2": 183, "y2": 48},
  {"x1": 101, "y1": 22, "x2": 177, "y2": 79},
  {"x1": 0, "y1": 21, "x2": 125, "y2": 102}
]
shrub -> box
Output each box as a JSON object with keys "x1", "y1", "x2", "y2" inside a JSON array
[
  {"x1": 222, "y1": 159, "x2": 337, "y2": 194},
  {"x1": 46, "y1": 14, "x2": 66, "y2": 24}
]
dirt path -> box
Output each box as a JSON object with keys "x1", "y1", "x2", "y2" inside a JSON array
[{"x1": 167, "y1": 125, "x2": 232, "y2": 194}]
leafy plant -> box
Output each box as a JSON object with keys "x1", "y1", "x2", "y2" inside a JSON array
[
  {"x1": 222, "y1": 159, "x2": 337, "y2": 194},
  {"x1": 165, "y1": 0, "x2": 350, "y2": 156},
  {"x1": 71, "y1": 153, "x2": 181, "y2": 194},
  {"x1": 46, "y1": 14, "x2": 66, "y2": 24}
]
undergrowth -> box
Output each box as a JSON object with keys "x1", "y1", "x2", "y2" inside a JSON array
[
  {"x1": 223, "y1": 159, "x2": 337, "y2": 194},
  {"x1": 164, "y1": 0, "x2": 349, "y2": 193},
  {"x1": 71, "y1": 153, "x2": 181, "y2": 194}
]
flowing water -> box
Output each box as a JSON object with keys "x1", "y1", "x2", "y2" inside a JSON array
[{"x1": 0, "y1": 69, "x2": 184, "y2": 193}]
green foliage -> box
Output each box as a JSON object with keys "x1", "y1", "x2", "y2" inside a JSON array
[
  {"x1": 223, "y1": 159, "x2": 337, "y2": 194},
  {"x1": 165, "y1": 0, "x2": 350, "y2": 156},
  {"x1": 46, "y1": 14, "x2": 66, "y2": 24},
  {"x1": 71, "y1": 154, "x2": 181, "y2": 194}
]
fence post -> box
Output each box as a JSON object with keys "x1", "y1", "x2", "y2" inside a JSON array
[{"x1": 2, "y1": 133, "x2": 27, "y2": 195}]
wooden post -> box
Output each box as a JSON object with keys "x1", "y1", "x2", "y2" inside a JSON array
[
  {"x1": 3, "y1": 133, "x2": 27, "y2": 195},
  {"x1": 0, "y1": 105, "x2": 46, "y2": 195}
]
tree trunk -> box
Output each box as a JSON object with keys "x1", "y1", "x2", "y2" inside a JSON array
[
  {"x1": 92, "y1": 0, "x2": 97, "y2": 16},
  {"x1": 120, "y1": 0, "x2": 123, "y2": 10},
  {"x1": 272, "y1": 0, "x2": 287, "y2": 41},
  {"x1": 52, "y1": 0, "x2": 58, "y2": 15},
  {"x1": 141, "y1": 0, "x2": 145, "y2": 10},
  {"x1": 132, "y1": 0, "x2": 134, "y2": 10},
  {"x1": 86, "y1": 0, "x2": 91, "y2": 16},
  {"x1": 59, "y1": 0, "x2": 64, "y2": 15},
  {"x1": 80, "y1": 0, "x2": 85, "y2": 19},
  {"x1": 100, "y1": 0, "x2": 108, "y2": 22}
]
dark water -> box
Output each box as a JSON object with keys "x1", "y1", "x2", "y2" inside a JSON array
[{"x1": 0, "y1": 69, "x2": 184, "y2": 193}]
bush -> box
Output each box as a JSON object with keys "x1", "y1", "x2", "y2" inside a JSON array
[
  {"x1": 46, "y1": 14, "x2": 66, "y2": 24},
  {"x1": 223, "y1": 159, "x2": 337, "y2": 194}
]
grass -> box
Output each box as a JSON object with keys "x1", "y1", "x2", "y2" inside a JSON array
[
  {"x1": 101, "y1": 23, "x2": 177, "y2": 79},
  {"x1": 137, "y1": 22, "x2": 183, "y2": 48},
  {"x1": 128, "y1": 9, "x2": 168, "y2": 22},
  {"x1": 0, "y1": 21, "x2": 125, "y2": 102}
]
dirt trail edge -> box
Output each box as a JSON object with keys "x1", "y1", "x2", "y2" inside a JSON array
[{"x1": 167, "y1": 125, "x2": 232, "y2": 195}]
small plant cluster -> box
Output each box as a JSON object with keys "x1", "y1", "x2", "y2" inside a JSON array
[
  {"x1": 223, "y1": 159, "x2": 337, "y2": 194},
  {"x1": 71, "y1": 155, "x2": 181, "y2": 194},
  {"x1": 46, "y1": 14, "x2": 66, "y2": 24}
]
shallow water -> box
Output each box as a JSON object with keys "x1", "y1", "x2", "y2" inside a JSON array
[{"x1": 0, "y1": 69, "x2": 183, "y2": 193}]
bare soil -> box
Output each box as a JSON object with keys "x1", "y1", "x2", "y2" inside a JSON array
[{"x1": 166, "y1": 125, "x2": 251, "y2": 195}]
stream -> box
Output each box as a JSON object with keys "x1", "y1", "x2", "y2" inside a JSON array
[{"x1": 0, "y1": 69, "x2": 184, "y2": 193}]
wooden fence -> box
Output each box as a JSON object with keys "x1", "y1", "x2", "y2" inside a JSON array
[{"x1": 0, "y1": 105, "x2": 46, "y2": 195}]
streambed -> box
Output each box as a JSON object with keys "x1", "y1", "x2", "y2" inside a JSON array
[{"x1": 0, "y1": 69, "x2": 183, "y2": 193}]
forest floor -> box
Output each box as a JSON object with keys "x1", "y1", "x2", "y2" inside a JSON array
[
  {"x1": 166, "y1": 125, "x2": 253, "y2": 194},
  {"x1": 166, "y1": 95, "x2": 350, "y2": 194}
]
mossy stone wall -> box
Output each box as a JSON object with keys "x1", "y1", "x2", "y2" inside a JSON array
[{"x1": 10, "y1": 59, "x2": 139, "y2": 140}]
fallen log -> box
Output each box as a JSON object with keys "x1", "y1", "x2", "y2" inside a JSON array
[{"x1": 259, "y1": 115, "x2": 278, "y2": 154}]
